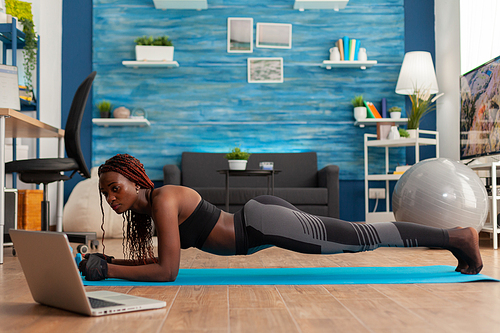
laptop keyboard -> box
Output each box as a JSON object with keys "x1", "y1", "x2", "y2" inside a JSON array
[{"x1": 88, "y1": 297, "x2": 124, "y2": 309}]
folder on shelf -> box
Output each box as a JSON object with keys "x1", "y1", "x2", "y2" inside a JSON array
[
  {"x1": 367, "y1": 102, "x2": 382, "y2": 118},
  {"x1": 364, "y1": 101, "x2": 375, "y2": 118},
  {"x1": 343, "y1": 36, "x2": 350, "y2": 61}
]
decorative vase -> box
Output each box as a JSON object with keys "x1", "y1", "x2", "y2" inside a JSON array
[
  {"x1": 354, "y1": 106, "x2": 367, "y2": 121},
  {"x1": 329, "y1": 47, "x2": 341, "y2": 61},
  {"x1": 388, "y1": 126, "x2": 400, "y2": 140},
  {"x1": 407, "y1": 129, "x2": 418, "y2": 139},
  {"x1": 228, "y1": 160, "x2": 247, "y2": 170},
  {"x1": 113, "y1": 106, "x2": 130, "y2": 119},
  {"x1": 390, "y1": 111, "x2": 401, "y2": 119},
  {"x1": 135, "y1": 45, "x2": 174, "y2": 62},
  {"x1": 358, "y1": 48, "x2": 367, "y2": 61}
]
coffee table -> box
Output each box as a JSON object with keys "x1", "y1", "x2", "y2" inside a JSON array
[{"x1": 217, "y1": 169, "x2": 281, "y2": 212}]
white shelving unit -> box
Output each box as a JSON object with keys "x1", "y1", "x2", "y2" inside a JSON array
[
  {"x1": 468, "y1": 161, "x2": 500, "y2": 249},
  {"x1": 364, "y1": 129, "x2": 439, "y2": 223},
  {"x1": 122, "y1": 60, "x2": 179, "y2": 68},
  {"x1": 354, "y1": 118, "x2": 408, "y2": 128},
  {"x1": 321, "y1": 60, "x2": 377, "y2": 70},
  {"x1": 92, "y1": 118, "x2": 151, "y2": 127}
]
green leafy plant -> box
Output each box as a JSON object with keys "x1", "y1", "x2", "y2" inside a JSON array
[
  {"x1": 97, "y1": 100, "x2": 112, "y2": 118},
  {"x1": 407, "y1": 89, "x2": 437, "y2": 129},
  {"x1": 6, "y1": 0, "x2": 37, "y2": 96},
  {"x1": 225, "y1": 147, "x2": 251, "y2": 160},
  {"x1": 134, "y1": 35, "x2": 173, "y2": 46},
  {"x1": 399, "y1": 128, "x2": 409, "y2": 138},
  {"x1": 351, "y1": 95, "x2": 364, "y2": 108},
  {"x1": 388, "y1": 106, "x2": 401, "y2": 113}
]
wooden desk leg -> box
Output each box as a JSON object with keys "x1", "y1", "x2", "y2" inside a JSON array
[{"x1": 225, "y1": 172, "x2": 229, "y2": 212}]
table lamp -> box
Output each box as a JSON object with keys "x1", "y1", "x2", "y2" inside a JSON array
[{"x1": 395, "y1": 51, "x2": 439, "y2": 95}]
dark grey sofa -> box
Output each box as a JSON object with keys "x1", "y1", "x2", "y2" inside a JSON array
[{"x1": 163, "y1": 152, "x2": 339, "y2": 217}]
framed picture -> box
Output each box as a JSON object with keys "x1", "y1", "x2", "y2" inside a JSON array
[
  {"x1": 256, "y1": 23, "x2": 292, "y2": 49},
  {"x1": 247, "y1": 57, "x2": 284, "y2": 83},
  {"x1": 227, "y1": 17, "x2": 253, "y2": 53}
]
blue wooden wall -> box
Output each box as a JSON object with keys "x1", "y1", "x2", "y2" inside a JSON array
[{"x1": 91, "y1": 0, "x2": 406, "y2": 181}]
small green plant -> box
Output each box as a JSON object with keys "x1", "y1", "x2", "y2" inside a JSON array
[
  {"x1": 399, "y1": 128, "x2": 409, "y2": 138},
  {"x1": 6, "y1": 0, "x2": 37, "y2": 95},
  {"x1": 134, "y1": 35, "x2": 173, "y2": 46},
  {"x1": 225, "y1": 147, "x2": 251, "y2": 160},
  {"x1": 351, "y1": 95, "x2": 364, "y2": 108},
  {"x1": 389, "y1": 106, "x2": 401, "y2": 113},
  {"x1": 97, "y1": 100, "x2": 112, "y2": 118}
]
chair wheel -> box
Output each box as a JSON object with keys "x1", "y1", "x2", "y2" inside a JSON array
[
  {"x1": 90, "y1": 240, "x2": 99, "y2": 250},
  {"x1": 77, "y1": 244, "x2": 89, "y2": 254},
  {"x1": 12, "y1": 248, "x2": 16, "y2": 256}
]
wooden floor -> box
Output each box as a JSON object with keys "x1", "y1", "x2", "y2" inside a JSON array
[{"x1": 2, "y1": 235, "x2": 500, "y2": 333}]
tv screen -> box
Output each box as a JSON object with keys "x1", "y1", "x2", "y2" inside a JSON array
[{"x1": 460, "y1": 54, "x2": 500, "y2": 160}]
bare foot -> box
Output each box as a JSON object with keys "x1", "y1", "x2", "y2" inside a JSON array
[{"x1": 447, "y1": 227, "x2": 483, "y2": 275}]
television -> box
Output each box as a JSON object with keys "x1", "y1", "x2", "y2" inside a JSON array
[{"x1": 460, "y1": 54, "x2": 500, "y2": 160}]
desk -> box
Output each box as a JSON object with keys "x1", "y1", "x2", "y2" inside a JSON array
[
  {"x1": 217, "y1": 169, "x2": 281, "y2": 212},
  {"x1": 0, "y1": 108, "x2": 65, "y2": 264}
]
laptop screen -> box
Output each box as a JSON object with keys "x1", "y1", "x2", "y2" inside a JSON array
[{"x1": 0, "y1": 64, "x2": 21, "y2": 111}]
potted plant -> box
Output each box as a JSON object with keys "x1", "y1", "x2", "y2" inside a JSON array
[
  {"x1": 398, "y1": 128, "x2": 409, "y2": 138},
  {"x1": 388, "y1": 106, "x2": 401, "y2": 119},
  {"x1": 6, "y1": 0, "x2": 37, "y2": 97},
  {"x1": 97, "y1": 100, "x2": 112, "y2": 118},
  {"x1": 134, "y1": 35, "x2": 174, "y2": 62},
  {"x1": 225, "y1": 147, "x2": 251, "y2": 170},
  {"x1": 351, "y1": 95, "x2": 366, "y2": 121}
]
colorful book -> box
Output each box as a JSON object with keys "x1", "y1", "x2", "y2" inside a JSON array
[
  {"x1": 354, "y1": 40, "x2": 360, "y2": 61},
  {"x1": 337, "y1": 39, "x2": 344, "y2": 61},
  {"x1": 367, "y1": 102, "x2": 382, "y2": 118},
  {"x1": 349, "y1": 39, "x2": 356, "y2": 61},
  {"x1": 363, "y1": 101, "x2": 375, "y2": 118},
  {"x1": 343, "y1": 36, "x2": 350, "y2": 61},
  {"x1": 381, "y1": 98, "x2": 387, "y2": 118}
]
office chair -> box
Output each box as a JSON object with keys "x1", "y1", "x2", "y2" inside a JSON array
[{"x1": 6, "y1": 71, "x2": 96, "y2": 232}]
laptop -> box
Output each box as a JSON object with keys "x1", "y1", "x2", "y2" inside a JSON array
[{"x1": 9, "y1": 229, "x2": 166, "y2": 316}]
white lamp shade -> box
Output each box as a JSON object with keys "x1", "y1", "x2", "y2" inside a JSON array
[{"x1": 395, "y1": 51, "x2": 439, "y2": 95}]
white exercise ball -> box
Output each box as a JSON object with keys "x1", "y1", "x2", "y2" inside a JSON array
[{"x1": 392, "y1": 158, "x2": 488, "y2": 231}]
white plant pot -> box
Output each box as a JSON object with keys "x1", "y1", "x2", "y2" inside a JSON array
[
  {"x1": 390, "y1": 112, "x2": 401, "y2": 119},
  {"x1": 407, "y1": 129, "x2": 418, "y2": 139},
  {"x1": 228, "y1": 160, "x2": 247, "y2": 170},
  {"x1": 353, "y1": 106, "x2": 367, "y2": 121},
  {"x1": 135, "y1": 45, "x2": 174, "y2": 62}
]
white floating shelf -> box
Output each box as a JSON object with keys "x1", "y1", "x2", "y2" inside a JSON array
[
  {"x1": 93, "y1": 118, "x2": 151, "y2": 127},
  {"x1": 152, "y1": 0, "x2": 207, "y2": 10},
  {"x1": 122, "y1": 60, "x2": 179, "y2": 68},
  {"x1": 294, "y1": 0, "x2": 348, "y2": 11},
  {"x1": 355, "y1": 118, "x2": 408, "y2": 128},
  {"x1": 321, "y1": 60, "x2": 377, "y2": 70}
]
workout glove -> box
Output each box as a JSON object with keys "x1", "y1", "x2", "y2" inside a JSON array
[
  {"x1": 79, "y1": 254, "x2": 108, "y2": 281},
  {"x1": 84, "y1": 252, "x2": 114, "y2": 264}
]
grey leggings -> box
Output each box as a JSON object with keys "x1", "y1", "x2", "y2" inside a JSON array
[{"x1": 234, "y1": 195, "x2": 449, "y2": 255}]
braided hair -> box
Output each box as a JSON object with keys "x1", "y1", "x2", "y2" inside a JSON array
[{"x1": 98, "y1": 154, "x2": 156, "y2": 263}]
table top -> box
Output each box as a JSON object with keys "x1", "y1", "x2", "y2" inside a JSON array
[
  {"x1": 0, "y1": 108, "x2": 65, "y2": 138},
  {"x1": 217, "y1": 169, "x2": 281, "y2": 176}
]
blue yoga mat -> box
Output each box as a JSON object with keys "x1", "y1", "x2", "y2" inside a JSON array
[{"x1": 82, "y1": 265, "x2": 498, "y2": 286}]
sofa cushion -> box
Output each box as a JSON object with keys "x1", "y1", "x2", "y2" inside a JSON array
[
  {"x1": 182, "y1": 152, "x2": 319, "y2": 188},
  {"x1": 194, "y1": 187, "x2": 328, "y2": 206}
]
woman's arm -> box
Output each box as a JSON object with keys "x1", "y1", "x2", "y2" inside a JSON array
[{"x1": 105, "y1": 188, "x2": 185, "y2": 282}]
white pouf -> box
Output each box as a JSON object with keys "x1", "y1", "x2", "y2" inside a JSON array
[{"x1": 63, "y1": 167, "x2": 124, "y2": 238}]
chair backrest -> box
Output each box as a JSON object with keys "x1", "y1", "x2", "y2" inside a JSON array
[{"x1": 64, "y1": 71, "x2": 96, "y2": 179}]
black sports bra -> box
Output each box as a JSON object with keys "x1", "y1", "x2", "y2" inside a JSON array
[{"x1": 178, "y1": 199, "x2": 221, "y2": 249}]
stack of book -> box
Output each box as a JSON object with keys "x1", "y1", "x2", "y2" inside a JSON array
[{"x1": 335, "y1": 36, "x2": 361, "y2": 61}]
